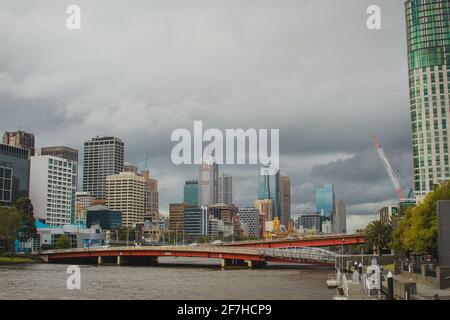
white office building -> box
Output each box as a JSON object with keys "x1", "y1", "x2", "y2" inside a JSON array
[{"x1": 30, "y1": 155, "x2": 77, "y2": 226}]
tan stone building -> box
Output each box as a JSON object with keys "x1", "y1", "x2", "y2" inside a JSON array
[
  {"x1": 254, "y1": 199, "x2": 274, "y2": 221},
  {"x1": 106, "y1": 172, "x2": 145, "y2": 227}
]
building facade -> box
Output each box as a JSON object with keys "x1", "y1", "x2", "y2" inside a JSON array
[
  {"x1": 41, "y1": 146, "x2": 78, "y2": 162},
  {"x1": 405, "y1": 0, "x2": 450, "y2": 195},
  {"x1": 169, "y1": 203, "x2": 189, "y2": 234},
  {"x1": 208, "y1": 203, "x2": 237, "y2": 223},
  {"x1": 42, "y1": 146, "x2": 79, "y2": 223},
  {"x1": 379, "y1": 205, "x2": 400, "y2": 226},
  {"x1": 238, "y1": 207, "x2": 260, "y2": 239},
  {"x1": 3, "y1": 130, "x2": 35, "y2": 156},
  {"x1": 184, "y1": 206, "x2": 209, "y2": 240},
  {"x1": 280, "y1": 175, "x2": 291, "y2": 227},
  {"x1": 75, "y1": 191, "x2": 96, "y2": 223},
  {"x1": 86, "y1": 205, "x2": 122, "y2": 230},
  {"x1": 0, "y1": 144, "x2": 30, "y2": 204},
  {"x1": 258, "y1": 164, "x2": 281, "y2": 221},
  {"x1": 218, "y1": 173, "x2": 233, "y2": 205},
  {"x1": 316, "y1": 184, "x2": 336, "y2": 220},
  {"x1": 333, "y1": 201, "x2": 347, "y2": 234},
  {"x1": 29, "y1": 155, "x2": 77, "y2": 226},
  {"x1": 33, "y1": 220, "x2": 103, "y2": 251},
  {"x1": 184, "y1": 180, "x2": 199, "y2": 207},
  {"x1": 298, "y1": 214, "x2": 322, "y2": 232},
  {"x1": 254, "y1": 199, "x2": 274, "y2": 221},
  {"x1": 198, "y1": 158, "x2": 218, "y2": 206},
  {"x1": 83, "y1": 136, "x2": 124, "y2": 200},
  {"x1": 106, "y1": 172, "x2": 145, "y2": 227},
  {"x1": 143, "y1": 170, "x2": 159, "y2": 222}
]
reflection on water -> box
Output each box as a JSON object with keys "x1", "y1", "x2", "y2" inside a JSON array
[{"x1": 0, "y1": 258, "x2": 333, "y2": 300}]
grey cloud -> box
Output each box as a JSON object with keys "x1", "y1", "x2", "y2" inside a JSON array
[{"x1": 0, "y1": 1, "x2": 412, "y2": 228}]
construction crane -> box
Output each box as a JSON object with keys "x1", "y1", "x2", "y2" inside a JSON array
[{"x1": 371, "y1": 133, "x2": 406, "y2": 199}]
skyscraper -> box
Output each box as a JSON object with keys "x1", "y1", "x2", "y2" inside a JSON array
[
  {"x1": 106, "y1": 171, "x2": 145, "y2": 227},
  {"x1": 29, "y1": 155, "x2": 77, "y2": 226},
  {"x1": 316, "y1": 184, "x2": 335, "y2": 220},
  {"x1": 169, "y1": 203, "x2": 189, "y2": 236},
  {"x1": 258, "y1": 164, "x2": 281, "y2": 221},
  {"x1": 405, "y1": 0, "x2": 450, "y2": 195},
  {"x1": 143, "y1": 170, "x2": 159, "y2": 222},
  {"x1": 184, "y1": 180, "x2": 199, "y2": 207},
  {"x1": 42, "y1": 146, "x2": 79, "y2": 223},
  {"x1": 184, "y1": 206, "x2": 210, "y2": 241},
  {"x1": 333, "y1": 201, "x2": 347, "y2": 234},
  {"x1": 83, "y1": 136, "x2": 124, "y2": 200},
  {"x1": 198, "y1": 158, "x2": 218, "y2": 206},
  {"x1": 3, "y1": 130, "x2": 35, "y2": 156},
  {"x1": 280, "y1": 175, "x2": 291, "y2": 227},
  {"x1": 218, "y1": 173, "x2": 233, "y2": 205},
  {"x1": 238, "y1": 207, "x2": 260, "y2": 239}
]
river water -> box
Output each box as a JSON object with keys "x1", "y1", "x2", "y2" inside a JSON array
[{"x1": 0, "y1": 258, "x2": 333, "y2": 300}]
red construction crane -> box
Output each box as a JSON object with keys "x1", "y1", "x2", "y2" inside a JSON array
[{"x1": 371, "y1": 133, "x2": 406, "y2": 199}]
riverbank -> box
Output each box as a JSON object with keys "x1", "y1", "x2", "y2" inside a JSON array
[{"x1": 0, "y1": 256, "x2": 40, "y2": 265}]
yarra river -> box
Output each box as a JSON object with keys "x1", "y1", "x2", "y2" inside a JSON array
[{"x1": 0, "y1": 258, "x2": 333, "y2": 300}]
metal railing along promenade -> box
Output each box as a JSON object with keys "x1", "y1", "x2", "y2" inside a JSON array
[{"x1": 262, "y1": 247, "x2": 338, "y2": 264}]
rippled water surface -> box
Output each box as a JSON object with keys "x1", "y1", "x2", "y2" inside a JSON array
[{"x1": 0, "y1": 258, "x2": 333, "y2": 300}]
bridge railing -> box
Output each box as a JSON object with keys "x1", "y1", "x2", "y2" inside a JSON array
[
  {"x1": 262, "y1": 247, "x2": 337, "y2": 264},
  {"x1": 223, "y1": 233, "x2": 364, "y2": 246},
  {"x1": 40, "y1": 245, "x2": 265, "y2": 256}
]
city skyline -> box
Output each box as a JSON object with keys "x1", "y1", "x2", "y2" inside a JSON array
[{"x1": 0, "y1": 1, "x2": 415, "y2": 232}]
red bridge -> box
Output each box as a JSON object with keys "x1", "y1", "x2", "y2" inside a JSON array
[
  {"x1": 40, "y1": 246, "x2": 339, "y2": 267},
  {"x1": 224, "y1": 233, "x2": 366, "y2": 249}
]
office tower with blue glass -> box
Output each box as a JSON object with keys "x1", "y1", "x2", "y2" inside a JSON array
[
  {"x1": 316, "y1": 184, "x2": 336, "y2": 222},
  {"x1": 258, "y1": 164, "x2": 281, "y2": 221},
  {"x1": 0, "y1": 144, "x2": 30, "y2": 205}
]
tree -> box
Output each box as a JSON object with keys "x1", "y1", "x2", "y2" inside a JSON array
[
  {"x1": 0, "y1": 207, "x2": 25, "y2": 258},
  {"x1": 14, "y1": 197, "x2": 37, "y2": 242},
  {"x1": 392, "y1": 181, "x2": 450, "y2": 256},
  {"x1": 56, "y1": 235, "x2": 72, "y2": 250},
  {"x1": 364, "y1": 220, "x2": 392, "y2": 258}
]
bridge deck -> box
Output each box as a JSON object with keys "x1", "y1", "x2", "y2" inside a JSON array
[{"x1": 41, "y1": 246, "x2": 338, "y2": 266}]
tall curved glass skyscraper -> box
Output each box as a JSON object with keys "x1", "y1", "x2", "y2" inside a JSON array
[{"x1": 405, "y1": 0, "x2": 450, "y2": 195}]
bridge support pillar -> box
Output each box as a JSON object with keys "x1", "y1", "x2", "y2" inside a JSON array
[
  {"x1": 97, "y1": 256, "x2": 102, "y2": 265},
  {"x1": 117, "y1": 256, "x2": 121, "y2": 266}
]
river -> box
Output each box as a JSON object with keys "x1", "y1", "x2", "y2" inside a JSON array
[{"x1": 0, "y1": 258, "x2": 333, "y2": 300}]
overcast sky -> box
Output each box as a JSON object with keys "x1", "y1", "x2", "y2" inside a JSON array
[{"x1": 0, "y1": 0, "x2": 412, "y2": 232}]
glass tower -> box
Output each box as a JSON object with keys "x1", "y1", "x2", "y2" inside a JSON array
[
  {"x1": 405, "y1": 0, "x2": 450, "y2": 195},
  {"x1": 258, "y1": 165, "x2": 281, "y2": 221},
  {"x1": 316, "y1": 184, "x2": 335, "y2": 220},
  {"x1": 184, "y1": 180, "x2": 199, "y2": 207}
]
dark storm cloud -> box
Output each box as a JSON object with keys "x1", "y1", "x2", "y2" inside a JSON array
[{"x1": 0, "y1": 0, "x2": 411, "y2": 231}]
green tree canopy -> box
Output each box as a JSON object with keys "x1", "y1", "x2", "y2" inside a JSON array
[
  {"x1": 55, "y1": 235, "x2": 72, "y2": 250},
  {"x1": 0, "y1": 207, "x2": 25, "y2": 256},
  {"x1": 392, "y1": 181, "x2": 450, "y2": 256},
  {"x1": 364, "y1": 220, "x2": 392, "y2": 255},
  {"x1": 14, "y1": 197, "x2": 37, "y2": 242}
]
